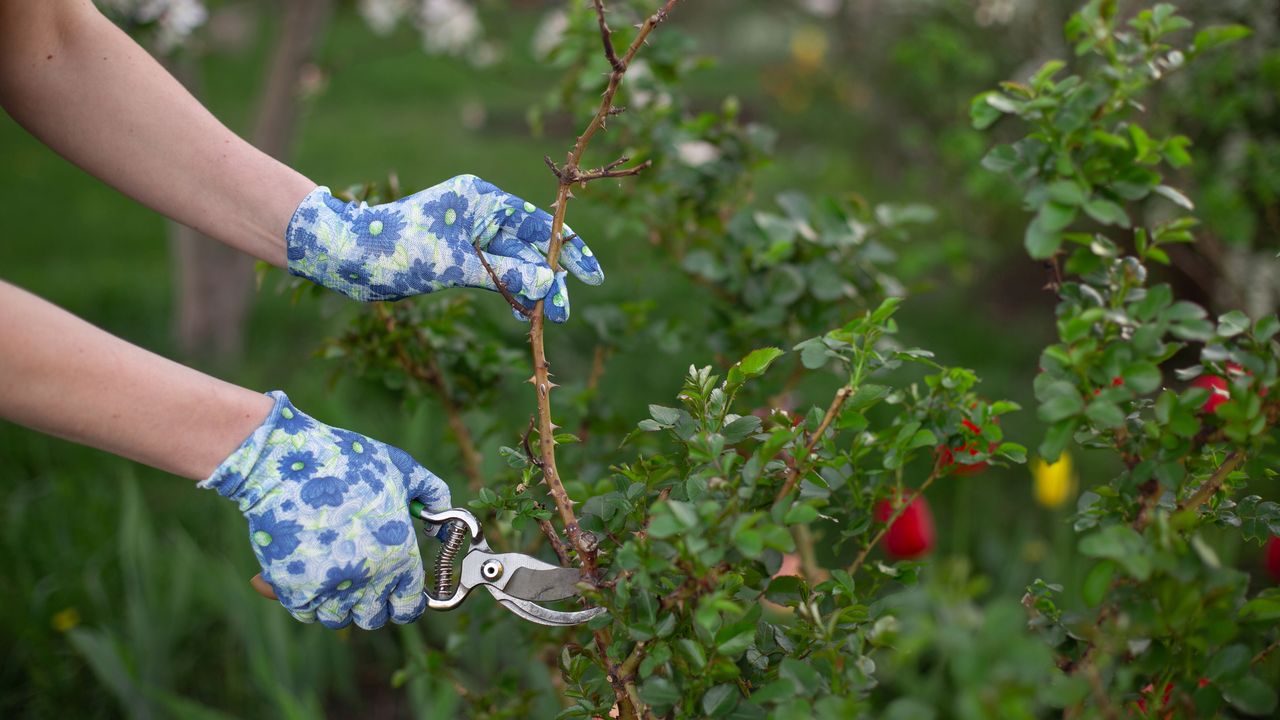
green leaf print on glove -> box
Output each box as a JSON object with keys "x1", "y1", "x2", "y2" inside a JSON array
[
  {"x1": 285, "y1": 174, "x2": 604, "y2": 323},
  {"x1": 200, "y1": 391, "x2": 450, "y2": 629}
]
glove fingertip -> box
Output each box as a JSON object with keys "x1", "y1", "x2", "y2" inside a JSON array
[
  {"x1": 558, "y1": 231, "x2": 605, "y2": 284},
  {"x1": 353, "y1": 605, "x2": 391, "y2": 631},
  {"x1": 389, "y1": 569, "x2": 428, "y2": 624},
  {"x1": 288, "y1": 608, "x2": 318, "y2": 624},
  {"x1": 319, "y1": 615, "x2": 353, "y2": 630},
  {"x1": 545, "y1": 274, "x2": 570, "y2": 324},
  {"x1": 390, "y1": 594, "x2": 428, "y2": 625}
]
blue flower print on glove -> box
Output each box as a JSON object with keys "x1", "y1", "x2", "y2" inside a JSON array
[
  {"x1": 285, "y1": 175, "x2": 604, "y2": 323},
  {"x1": 201, "y1": 392, "x2": 451, "y2": 630}
]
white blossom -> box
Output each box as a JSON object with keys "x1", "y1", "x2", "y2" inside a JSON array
[
  {"x1": 97, "y1": 0, "x2": 208, "y2": 51},
  {"x1": 358, "y1": 0, "x2": 411, "y2": 35},
  {"x1": 417, "y1": 0, "x2": 482, "y2": 57},
  {"x1": 531, "y1": 9, "x2": 568, "y2": 60},
  {"x1": 675, "y1": 140, "x2": 720, "y2": 167}
]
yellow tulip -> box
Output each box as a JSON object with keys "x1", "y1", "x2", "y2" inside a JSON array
[{"x1": 1032, "y1": 453, "x2": 1076, "y2": 509}]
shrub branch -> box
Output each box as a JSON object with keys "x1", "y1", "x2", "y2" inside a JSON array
[{"x1": 480, "y1": 3, "x2": 682, "y2": 718}]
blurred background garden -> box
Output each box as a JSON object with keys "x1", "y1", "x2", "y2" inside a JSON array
[{"x1": 1, "y1": 0, "x2": 1277, "y2": 717}]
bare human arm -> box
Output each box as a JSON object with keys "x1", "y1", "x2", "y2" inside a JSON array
[
  {"x1": 0, "y1": 280, "x2": 273, "y2": 480},
  {"x1": 0, "y1": 0, "x2": 315, "y2": 267}
]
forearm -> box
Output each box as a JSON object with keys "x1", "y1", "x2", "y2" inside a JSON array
[
  {"x1": 0, "y1": 280, "x2": 273, "y2": 480},
  {"x1": 0, "y1": 0, "x2": 314, "y2": 266}
]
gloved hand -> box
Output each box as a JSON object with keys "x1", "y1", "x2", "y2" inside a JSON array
[
  {"x1": 285, "y1": 174, "x2": 605, "y2": 322},
  {"x1": 200, "y1": 391, "x2": 450, "y2": 629}
]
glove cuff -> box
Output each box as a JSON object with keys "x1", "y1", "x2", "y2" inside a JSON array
[
  {"x1": 199, "y1": 390, "x2": 291, "y2": 512},
  {"x1": 285, "y1": 185, "x2": 337, "y2": 279}
]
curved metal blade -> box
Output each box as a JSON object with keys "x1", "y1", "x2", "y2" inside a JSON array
[
  {"x1": 484, "y1": 585, "x2": 608, "y2": 627},
  {"x1": 503, "y1": 566, "x2": 584, "y2": 602}
]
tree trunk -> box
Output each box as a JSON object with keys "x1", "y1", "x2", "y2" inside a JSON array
[{"x1": 171, "y1": 0, "x2": 334, "y2": 359}]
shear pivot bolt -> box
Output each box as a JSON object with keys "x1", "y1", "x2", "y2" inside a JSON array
[{"x1": 481, "y1": 559, "x2": 504, "y2": 581}]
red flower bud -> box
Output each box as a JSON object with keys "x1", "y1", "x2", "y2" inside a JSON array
[
  {"x1": 1191, "y1": 374, "x2": 1229, "y2": 414},
  {"x1": 1111, "y1": 376, "x2": 1124, "y2": 387},
  {"x1": 936, "y1": 444, "x2": 991, "y2": 476},
  {"x1": 876, "y1": 494, "x2": 935, "y2": 559}
]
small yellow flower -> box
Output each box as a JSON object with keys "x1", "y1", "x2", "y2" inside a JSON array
[
  {"x1": 1032, "y1": 453, "x2": 1076, "y2": 509},
  {"x1": 51, "y1": 607, "x2": 80, "y2": 633}
]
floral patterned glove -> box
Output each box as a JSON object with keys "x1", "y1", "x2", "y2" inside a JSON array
[
  {"x1": 200, "y1": 391, "x2": 450, "y2": 629},
  {"x1": 285, "y1": 174, "x2": 605, "y2": 322}
]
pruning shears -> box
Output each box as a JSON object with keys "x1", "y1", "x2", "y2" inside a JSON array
[
  {"x1": 250, "y1": 502, "x2": 605, "y2": 627},
  {"x1": 412, "y1": 501, "x2": 606, "y2": 626}
]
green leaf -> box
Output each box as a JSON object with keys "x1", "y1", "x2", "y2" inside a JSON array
[
  {"x1": 1217, "y1": 310, "x2": 1250, "y2": 338},
  {"x1": 1025, "y1": 216, "x2": 1064, "y2": 259},
  {"x1": 1085, "y1": 400, "x2": 1125, "y2": 429},
  {"x1": 1239, "y1": 589, "x2": 1280, "y2": 622},
  {"x1": 1037, "y1": 201, "x2": 1078, "y2": 231},
  {"x1": 1079, "y1": 524, "x2": 1142, "y2": 558},
  {"x1": 797, "y1": 339, "x2": 830, "y2": 370},
  {"x1": 1082, "y1": 560, "x2": 1115, "y2": 606},
  {"x1": 846, "y1": 383, "x2": 890, "y2": 410},
  {"x1": 668, "y1": 500, "x2": 698, "y2": 528},
  {"x1": 779, "y1": 657, "x2": 822, "y2": 693},
  {"x1": 1207, "y1": 644, "x2": 1251, "y2": 682},
  {"x1": 1047, "y1": 181, "x2": 1086, "y2": 206},
  {"x1": 1079, "y1": 524, "x2": 1150, "y2": 580},
  {"x1": 1038, "y1": 381, "x2": 1084, "y2": 423},
  {"x1": 1193, "y1": 25, "x2": 1252, "y2": 54},
  {"x1": 1153, "y1": 184, "x2": 1194, "y2": 210},
  {"x1": 1254, "y1": 315, "x2": 1280, "y2": 342},
  {"x1": 677, "y1": 638, "x2": 708, "y2": 670},
  {"x1": 870, "y1": 296, "x2": 903, "y2": 324},
  {"x1": 996, "y1": 442, "x2": 1027, "y2": 463},
  {"x1": 1121, "y1": 362, "x2": 1162, "y2": 394},
  {"x1": 733, "y1": 529, "x2": 763, "y2": 558},
  {"x1": 1083, "y1": 198, "x2": 1131, "y2": 227},
  {"x1": 728, "y1": 347, "x2": 785, "y2": 389},
  {"x1": 765, "y1": 576, "x2": 806, "y2": 606},
  {"x1": 784, "y1": 504, "x2": 819, "y2": 525},
  {"x1": 723, "y1": 415, "x2": 763, "y2": 444},
  {"x1": 702, "y1": 684, "x2": 739, "y2": 717},
  {"x1": 649, "y1": 405, "x2": 680, "y2": 426},
  {"x1": 1222, "y1": 676, "x2": 1278, "y2": 717},
  {"x1": 981, "y1": 145, "x2": 1018, "y2": 172},
  {"x1": 648, "y1": 513, "x2": 682, "y2": 539},
  {"x1": 639, "y1": 677, "x2": 680, "y2": 708},
  {"x1": 985, "y1": 92, "x2": 1021, "y2": 114},
  {"x1": 970, "y1": 92, "x2": 1003, "y2": 129},
  {"x1": 906, "y1": 428, "x2": 938, "y2": 451},
  {"x1": 1039, "y1": 418, "x2": 1077, "y2": 462}
]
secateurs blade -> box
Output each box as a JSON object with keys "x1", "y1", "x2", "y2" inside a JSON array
[{"x1": 410, "y1": 500, "x2": 606, "y2": 627}]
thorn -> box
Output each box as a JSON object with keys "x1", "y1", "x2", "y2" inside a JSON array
[{"x1": 527, "y1": 375, "x2": 538, "y2": 384}]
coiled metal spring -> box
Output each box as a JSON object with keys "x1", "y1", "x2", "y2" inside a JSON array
[{"x1": 432, "y1": 521, "x2": 467, "y2": 599}]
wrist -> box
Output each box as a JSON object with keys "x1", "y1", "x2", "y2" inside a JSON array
[{"x1": 199, "y1": 390, "x2": 286, "y2": 510}]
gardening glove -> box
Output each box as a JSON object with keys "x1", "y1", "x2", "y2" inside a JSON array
[
  {"x1": 285, "y1": 174, "x2": 605, "y2": 322},
  {"x1": 200, "y1": 391, "x2": 450, "y2": 629}
]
